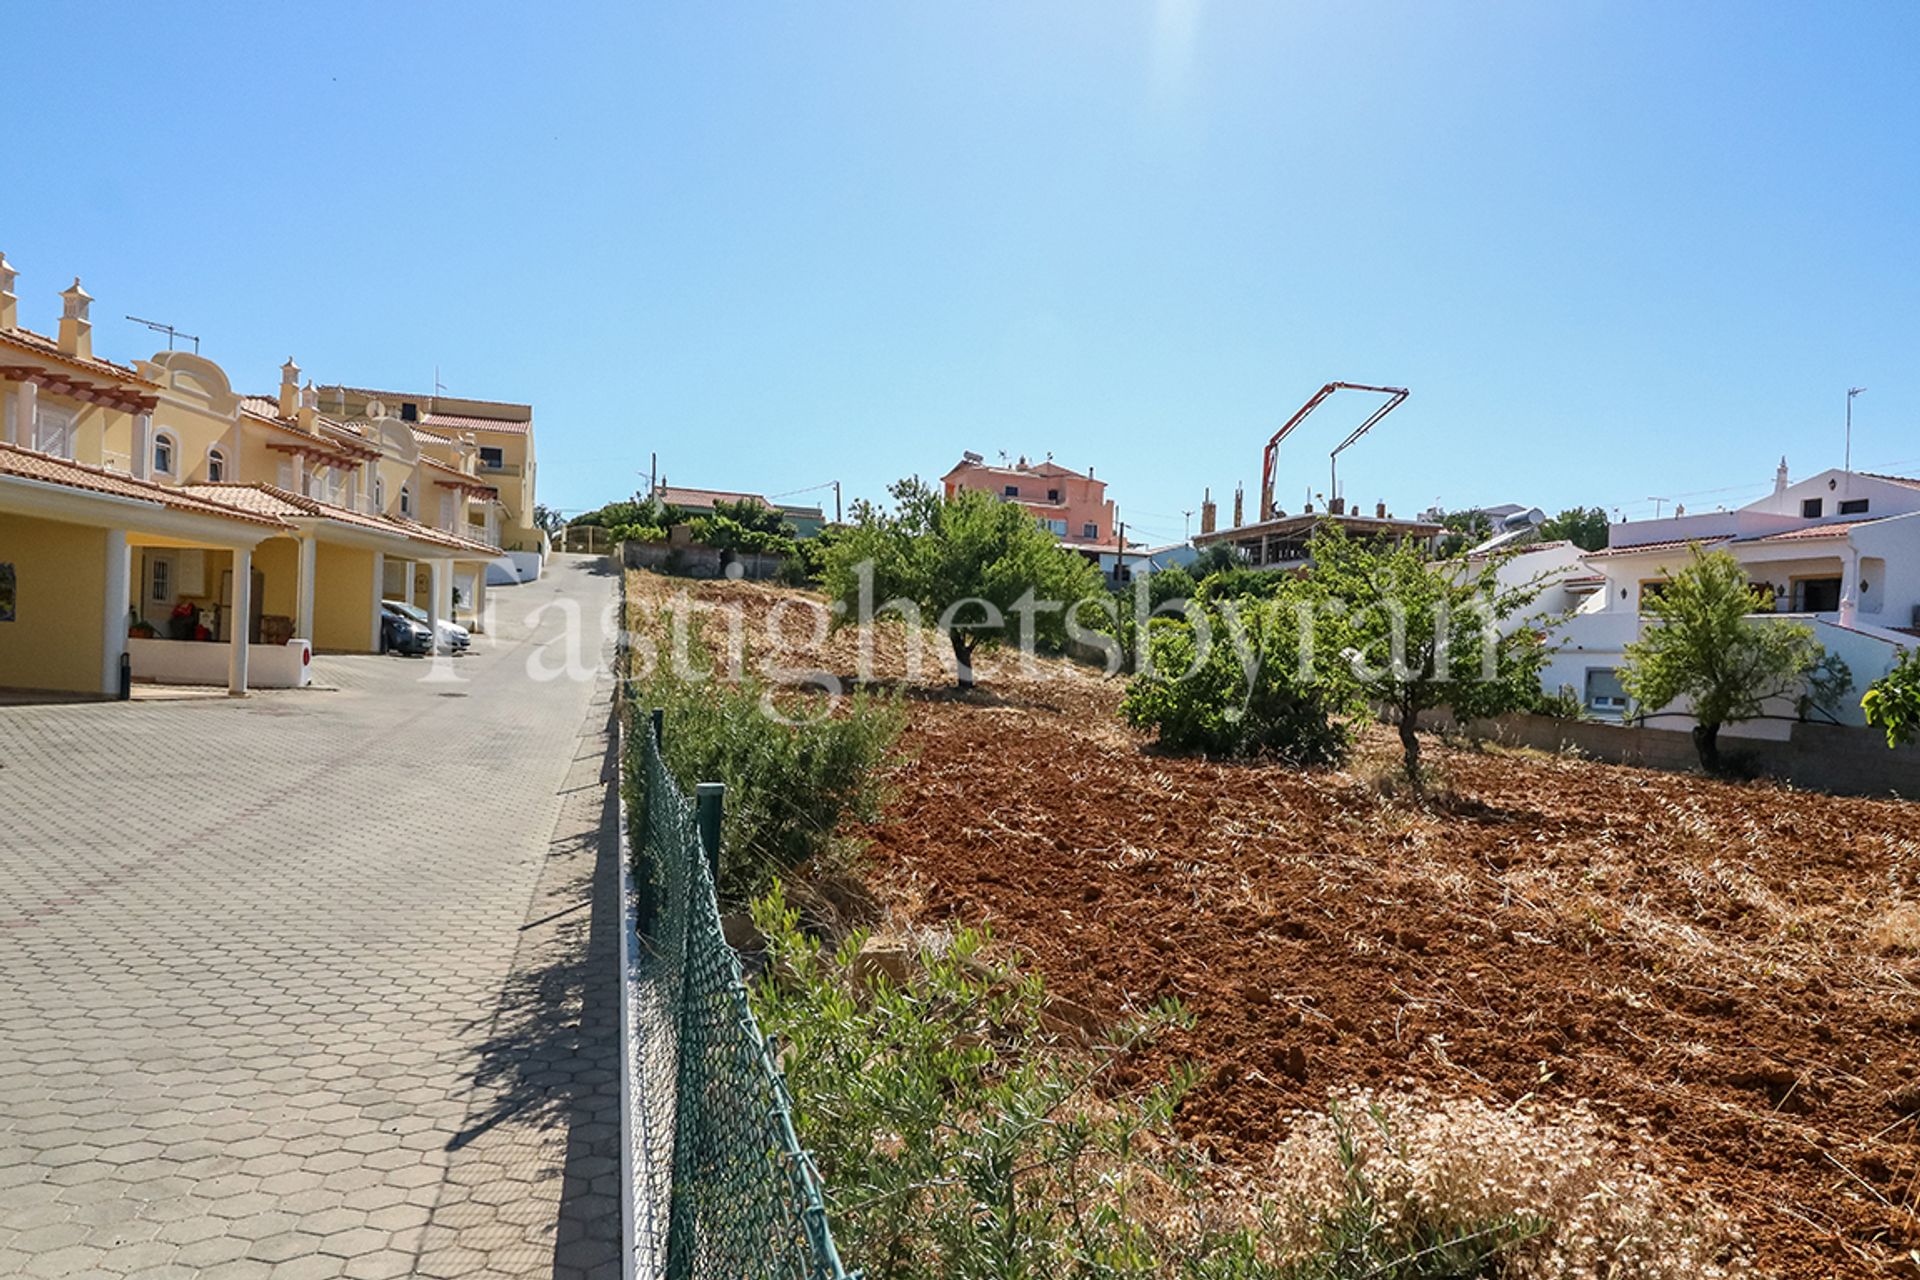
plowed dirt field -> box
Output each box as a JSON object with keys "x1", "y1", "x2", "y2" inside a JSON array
[{"x1": 637, "y1": 573, "x2": 1920, "y2": 1278}]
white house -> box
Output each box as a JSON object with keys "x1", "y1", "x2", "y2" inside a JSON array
[{"x1": 1541, "y1": 461, "x2": 1920, "y2": 733}]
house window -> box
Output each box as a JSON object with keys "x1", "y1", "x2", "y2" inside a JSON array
[
  {"x1": 1082, "y1": 522, "x2": 1098, "y2": 539},
  {"x1": 152, "y1": 432, "x2": 177, "y2": 476},
  {"x1": 150, "y1": 559, "x2": 171, "y2": 604},
  {"x1": 1003, "y1": 484, "x2": 1019, "y2": 498},
  {"x1": 1839, "y1": 498, "x2": 1869, "y2": 515},
  {"x1": 1585, "y1": 668, "x2": 1627, "y2": 716},
  {"x1": 400, "y1": 402, "x2": 418, "y2": 422},
  {"x1": 1801, "y1": 497, "x2": 1823, "y2": 518},
  {"x1": 1047, "y1": 488, "x2": 1061, "y2": 503},
  {"x1": 374, "y1": 475, "x2": 386, "y2": 510},
  {"x1": 1044, "y1": 518, "x2": 1067, "y2": 536},
  {"x1": 478, "y1": 446, "x2": 504, "y2": 469},
  {"x1": 399, "y1": 484, "x2": 413, "y2": 517},
  {"x1": 1637, "y1": 580, "x2": 1668, "y2": 612},
  {"x1": 1791, "y1": 577, "x2": 1842, "y2": 612},
  {"x1": 206, "y1": 448, "x2": 226, "y2": 482},
  {"x1": 33, "y1": 405, "x2": 75, "y2": 458}
]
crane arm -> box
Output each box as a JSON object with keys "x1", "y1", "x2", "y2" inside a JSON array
[{"x1": 1260, "y1": 381, "x2": 1409, "y2": 521}]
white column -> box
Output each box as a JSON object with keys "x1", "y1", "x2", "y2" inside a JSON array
[
  {"x1": 13, "y1": 379, "x2": 35, "y2": 448},
  {"x1": 369, "y1": 551, "x2": 385, "y2": 651},
  {"x1": 228, "y1": 546, "x2": 252, "y2": 696},
  {"x1": 427, "y1": 559, "x2": 446, "y2": 650},
  {"x1": 101, "y1": 530, "x2": 130, "y2": 696},
  {"x1": 1839, "y1": 546, "x2": 1861, "y2": 627},
  {"x1": 295, "y1": 534, "x2": 317, "y2": 639},
  {"x1": 131, "y1": 413, "x2": 152, "y2": 479}
]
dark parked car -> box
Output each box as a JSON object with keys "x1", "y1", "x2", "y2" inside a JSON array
[{"x1": 378, "y1": 605, "x2": 434, "y2": 657}]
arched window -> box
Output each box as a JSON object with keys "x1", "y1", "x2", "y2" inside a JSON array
[
  {"x1": 374, "y1": 475, "x2": 386, "y2": 511},
  {"x1": 153, "y1": 432, "x2": 177, "y2": 476},
  {"x1": 399, "y1": 484, "x2": 413, "y2": 517},
  {"x1": 206, "y1": 448, "x2": 226, "y2": 482}
]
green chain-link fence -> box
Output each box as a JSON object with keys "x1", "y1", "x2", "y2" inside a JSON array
[{"x1": 622, "y1": 697, "x2": 854, "y2": 1280}]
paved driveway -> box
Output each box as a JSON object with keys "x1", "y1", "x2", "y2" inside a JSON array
[{"x1": 0, "y1": 555, "x2": 623, "y2": 1280}]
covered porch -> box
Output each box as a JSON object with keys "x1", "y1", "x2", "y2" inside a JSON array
[{"x1": 0, "y1": 445, "x2": 296, "y2": 697}]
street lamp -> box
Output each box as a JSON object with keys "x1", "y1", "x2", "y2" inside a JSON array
[{"x1": 1846, "y1": 386, "x2": 1867, "y2": 472}]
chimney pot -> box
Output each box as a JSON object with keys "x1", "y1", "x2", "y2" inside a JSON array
[
  {"x1": 279, "y1": 359, "x2": 302, "y2": 420},
  {"x1": 57, "y1": 277, "x2": 93, "y2": 359},
  {"x1": 1376, "y1": 500, "x2": 1387, "y2": 518},
  {"x1": 0, "y1": 252, "x2": 16, "y2": 331}
]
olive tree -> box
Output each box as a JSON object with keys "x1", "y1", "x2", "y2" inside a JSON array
[
  {"x1": 1619, "y1": 547, "x2": 1823, "y2": 772},
  {"x1": 822, "y1": 478, "x2": 1105, "y2": 689},
  {"x1": 1308, "y1": 524, "x2": 1552, "y2": 782}
]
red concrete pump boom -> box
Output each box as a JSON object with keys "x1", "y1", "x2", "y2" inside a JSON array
[{"x1": 1259, "y1": 381, "x2": 1409, "y2": 521}]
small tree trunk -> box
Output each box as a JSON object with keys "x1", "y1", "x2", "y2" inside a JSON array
[
  {"x1": 951, "y1": 632, "x2": 976, "y2": 690},
  {"x1": 1398, "y1": 711, "x2": 1422, "y2": 784},
  {"x1": 1692, "y1": 721, "x2": 1722, "y2": 773}
]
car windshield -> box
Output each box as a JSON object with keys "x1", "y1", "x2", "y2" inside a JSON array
[{"x1": 383, "y1": 600, "x2": 429, "y2": 624}]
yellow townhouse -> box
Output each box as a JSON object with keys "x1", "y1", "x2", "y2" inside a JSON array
[
  {"x1": 315, "y1": 383, "x2": 545, "y2": 579},
  {"x1": 0, "y1": 254, "x2": 500, "y2": 698}
]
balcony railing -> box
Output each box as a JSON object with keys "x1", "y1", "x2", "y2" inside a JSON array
[{"x1": 477, "y1": 461, "x2": 521, "y2": 477}]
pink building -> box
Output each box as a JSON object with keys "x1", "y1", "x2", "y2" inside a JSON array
[{"x1": 941, "y1": 453, "x2": 1116, "y2": 547}]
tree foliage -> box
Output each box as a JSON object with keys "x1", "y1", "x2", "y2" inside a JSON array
[
  {"x1": 822, "y1": 478, "x2": 1105, "y2": 688},
  {"x1": 1618, "y1": 547, "x2": 1823, "y2": 772},
  {"x1": 1431, "y1": 510, "x2": 1495, "y2": 558},
  {"x1": 1537, "y1": 505, "x2": 1610, "y2": 552},
  {"x1": 1308, "y1": 525, "x2": 1551, "y2": 781},
  {"x1": 1122, "y1": 583, "x2": 1362, "y2": 764},
  {"x1": 1863, "y1": 647, "x2": 1920, "y2": 749}
]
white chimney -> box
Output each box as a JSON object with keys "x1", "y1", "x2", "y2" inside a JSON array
[
  {"x1": 0, "y1": 253, "x2": 17, "y2": 330},
  {"x1": 1774, "y1": 457, "x2": 1789, "y2": 499},
  {"x1": 57, "y1": 278, "x2": 92, "y2": 359}
]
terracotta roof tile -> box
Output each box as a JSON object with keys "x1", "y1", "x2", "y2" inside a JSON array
[
  {"x1": 1741, "y1": 518, "x2": 1887, "y2": 543},
  {"x1": 1585, "y1": 536, "x2": 1734, "y2": 559},
  {"x1": 0, "y1": 445, "x2": 291, "y2": 529},
  {"x1": 420, "y1": 411, "x2": 530, "y2": 436},
  {"x1": 654, "y1": 485, "x2": 772, "y2": 509},
  {"x1": 0, "y1": 326, "x2": 158, "y2": 386}
]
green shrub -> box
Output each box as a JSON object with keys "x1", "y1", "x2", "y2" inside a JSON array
[
  {"x1": 1121, "y1": 588, "x2": 1361, "y2": 764},
  {"x1": 748, "y1": 890, "x2": 1276, "y2": 1280},
  {"x1": 1863, "y1": 646, "x2": 1920, "y2": 748},
  {"x1": 631, "y1": 632, "x2": 905, "y2": 905}
]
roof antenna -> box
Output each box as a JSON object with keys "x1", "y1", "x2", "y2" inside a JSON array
[{"x1": 126, "y1": 314, "x2": 199, "y2": 353}]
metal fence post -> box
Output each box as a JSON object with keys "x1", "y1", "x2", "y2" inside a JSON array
[{"x1": 694, "y1": 782, "x2": 724, "y2": 895}]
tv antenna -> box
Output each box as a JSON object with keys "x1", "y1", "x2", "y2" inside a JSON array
[{"x1": 126, "y1": 315, "x2": 199, "y2": 353}]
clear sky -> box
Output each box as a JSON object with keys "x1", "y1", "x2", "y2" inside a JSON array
[{"x1": 10, "y1": 2, "x2": 1917, "y2": 547}]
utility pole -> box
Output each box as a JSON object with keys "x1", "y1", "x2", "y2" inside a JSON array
[
  {"x1": 1182, "y1": 509, "x2": 1193, "y2": 540},
  {"x1": 1115, "y1": 517, "x2": 1126, "y2": 584},
  {"x1": 649, "y1": 451, "x2": 657, "y2": 496},
  {"x1": 833, "y1": 480, "x2": 842, "y2": 523},
  {"x1": 1846, "y1": 386, "x2": 1867, "y2": 472}
]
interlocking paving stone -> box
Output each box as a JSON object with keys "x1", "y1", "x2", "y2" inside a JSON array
[{"x1": 0, "y1": 556, "x2": 624, "y2": 1277}]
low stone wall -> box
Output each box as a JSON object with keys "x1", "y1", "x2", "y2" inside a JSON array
[
  {"x1": 129, "y1": 637, "x2": 313, "y2": 689},
  {"x1": 1459, "y1": 712, "x2": 1920, "y2": 799},
  {"x1": 621, "y1": 541, "x2": 788, "y2": 581}
]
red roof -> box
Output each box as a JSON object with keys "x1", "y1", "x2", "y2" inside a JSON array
[
  {"x1": 655, "y1": 485, "x2": 772, "y2": 509},
  {"x1": 1742, "y1": 518, "x2": 1887, "y2": 543},
  {"x1": 179, "y1": 483, "x2": 498, "y2": 555},
  {"x1": 1860, "y1": 472, "x2": 1920, "y2": 491},
  {"x1": 420, "y1": 412, "x2": 530, "y2": 436},
  {"x1": 0, "y1": 445, "x2": 292, "y2": 529},
  {"x1": 0, "y1": 326, "x2": 158, "y2": 387},
  {"x1": 1586, "y1": 535, "x2": 1733, "y2": 558}
]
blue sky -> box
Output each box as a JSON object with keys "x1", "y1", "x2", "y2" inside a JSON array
[{"x1": 10, "y1": 2, "x2": 1917, "y2": 547}]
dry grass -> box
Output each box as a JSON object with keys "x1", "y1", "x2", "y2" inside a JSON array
[{"x1": 1266, "y1": 1088, "x2": 1749, "y2": 1279}]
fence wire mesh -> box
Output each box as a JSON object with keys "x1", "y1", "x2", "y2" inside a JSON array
[{"x1": 625, "y1": 700, "x2": 854, "y2": 1280}]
